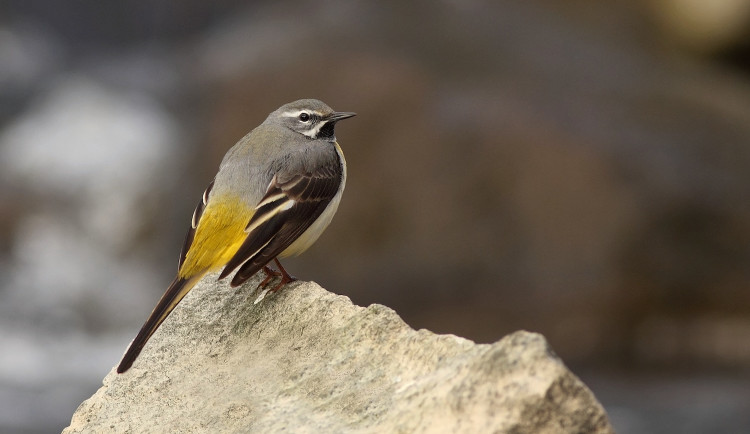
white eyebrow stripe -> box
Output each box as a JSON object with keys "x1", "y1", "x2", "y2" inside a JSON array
[{"x1": 281, "y1": 109, "x2": 324, "y2": 118}]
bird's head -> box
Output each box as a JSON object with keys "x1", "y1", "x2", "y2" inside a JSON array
[{"x1": 271, "y1": 99, "x2": 356, "y2": 141}]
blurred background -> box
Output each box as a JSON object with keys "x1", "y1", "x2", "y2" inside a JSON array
[{"x1": 1, "y1": 0, "x2": 750, "y2": 432}]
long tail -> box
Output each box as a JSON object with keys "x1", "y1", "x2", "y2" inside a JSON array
[{"x1": 117, "y1": 275, "x2": 201, "y2": 373}]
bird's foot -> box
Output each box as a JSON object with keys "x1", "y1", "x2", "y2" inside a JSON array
[
  {"x1": 256, "y1": 259, "x2": 297, "y2": 293},
  {"x1": 258, "y1": 265, "x2": 280, "y2": 289},
  {"x1": 269, "y1": 258, "x2": 296, "y2": 293}
]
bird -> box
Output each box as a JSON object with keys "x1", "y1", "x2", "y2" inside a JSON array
[{"x1": 116, "y1": 99, "x2": 355, "y2": 373}]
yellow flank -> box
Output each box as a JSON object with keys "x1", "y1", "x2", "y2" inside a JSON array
[{"x1": 178, "y1": 194, "x2": 253, "y2": 279}]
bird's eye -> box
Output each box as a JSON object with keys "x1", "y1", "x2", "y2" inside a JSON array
[{"x1": 299, "y1": 112, "x2": 310, "y2": 122}]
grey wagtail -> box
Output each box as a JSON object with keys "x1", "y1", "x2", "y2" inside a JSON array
[{"x1": 117, "y1": 99, "x2": 355, "y2": 373}]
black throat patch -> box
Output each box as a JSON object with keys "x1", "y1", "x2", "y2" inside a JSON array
[{"x1": 317, "y1": 121, "x2": 335, "y2": 139}]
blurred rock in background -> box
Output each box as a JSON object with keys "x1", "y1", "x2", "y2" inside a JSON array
[{"x1": 1, "y1": 1, "x2": 750, "y2": 433}]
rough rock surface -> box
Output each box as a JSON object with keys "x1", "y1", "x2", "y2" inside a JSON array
[{"x1": 64, "y1": 276, "x2": 614, "y2": 433}]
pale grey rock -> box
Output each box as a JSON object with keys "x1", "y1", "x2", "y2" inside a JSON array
[{"x1": 64, "y1": 276, "x2": 614, "y2": 434}]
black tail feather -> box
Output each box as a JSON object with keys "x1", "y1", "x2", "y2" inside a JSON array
[{"x1": 117, "y1": 276, "x2": 197, "y2": 373}]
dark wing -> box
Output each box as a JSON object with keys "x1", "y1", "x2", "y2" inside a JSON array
[
  {"x1": 218, "y1": 159, "x2": 342, "y2": 286},
  {"x1": 178, "y1": 179, "x2": 214, "y2": 271}
]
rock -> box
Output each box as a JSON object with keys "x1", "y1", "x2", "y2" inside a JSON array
[{"x1": 64, "y1": 276, "x2": 613, "y2": 433}]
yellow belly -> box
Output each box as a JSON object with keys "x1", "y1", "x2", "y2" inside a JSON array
[{"x1": 178, "y1": 195, "x2": 254, "y2": 279}]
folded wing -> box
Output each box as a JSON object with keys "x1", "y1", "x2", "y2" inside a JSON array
[{"x1": 219, "y1": 157, "x2": 342, "y2": 286}]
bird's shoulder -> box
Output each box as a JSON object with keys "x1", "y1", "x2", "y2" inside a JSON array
[
  {"x1": 273, "y1": 138, "x2": 341, "y2": 179},
  {"x1": 212, "y1": 130, "x2": 340, "y2": 200}
]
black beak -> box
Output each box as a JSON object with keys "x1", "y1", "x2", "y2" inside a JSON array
[{"x1": 329, "y1": 111, "x2": 357, "y2": 122}]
